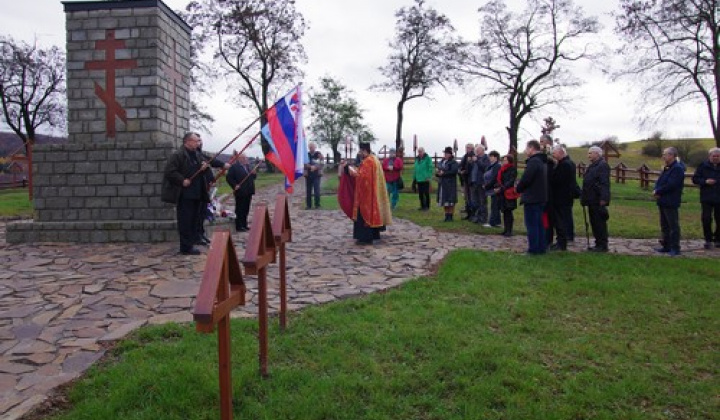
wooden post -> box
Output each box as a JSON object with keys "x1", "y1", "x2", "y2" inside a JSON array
[
  {"x1": 272, "y1": 194, "x2": 292, "y2": 331},
  {"x1": 27, "y1": 142, "x2": 33, "y2": 201},
  {"x1": 242, "y1": 205, "x2": 277, "y2": 378},
  {"x1": 639, "y1": 164, "x2": 650, "y2": 189},
  {"x1": 615, "y1": 162, "x2": 627, "y2": 184},
  {"x1": 194, "y1": 231, "x2": 247, "y2": 420}
]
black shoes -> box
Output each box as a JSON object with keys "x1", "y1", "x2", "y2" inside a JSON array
[
  {"x1": 549, "y1": 243, "x2": 567, "y2": 251},
  {"x1": 587, "y1": 246, "x2": 608, "y2": 253},
  {"x1": 180, "y1": 248, "x2": 201, "y2": 255}
]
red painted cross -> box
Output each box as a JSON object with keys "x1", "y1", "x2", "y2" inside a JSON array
[
  {"x1": 84, "y1": 29, "x2": 138, "y2": 138},
  {"x1": 162, "y1": 40, "x2": 184, "y2": 139}
]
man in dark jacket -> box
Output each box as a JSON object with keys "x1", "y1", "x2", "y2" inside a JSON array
[
  {"x1": 549, "y1": 145, "x2": 578, "y2": 251},
  {"x1": 459, "y1": 143, "x2": 475, "y2": 218},
  {"x1": 162, "y1": 132, "x2": 209, "y2": 255},
  {"x1": 195, "y1": 136, "x2": 228, "y2": 245},
  {"x1": 653, "y1": 147, "x2": 686, "y2": 256},
  {"x1": 305, "y1": 142, "x2": 324, "y2": 209},
  {"x1": 692, "y1": 147, "x2": 720, "y2": 249},
  {"x1": 226, "y1": 153, "x2": 257, "y2": 232},
  {"x1": 469, "y1": 145, "x2": 490, "y2": 223},
  {"x1": 516, "y1": 140, "x2": 548, "y2": 254},
  {"x1": 581, "y1": 146, "x2": 611, "y2": 252},
  {"x1": 483, "y1": 150, "x2": 502, "y2": 227}
]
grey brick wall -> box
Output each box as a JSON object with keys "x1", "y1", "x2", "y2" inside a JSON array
[{"x1": 7, "y1": 0, "x2": 191, "y2": 244}]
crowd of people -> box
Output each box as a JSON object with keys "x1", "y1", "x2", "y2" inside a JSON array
[
  {"x1": 404, "y1": 138, "x2": 719, "y2": 256},
  {"x1": 162, "y1": 131, "x2": 720, "y2": 256}
]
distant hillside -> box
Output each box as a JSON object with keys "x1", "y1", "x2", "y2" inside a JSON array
[
  {"x1": 566, "y1": 138, "x2": 715, "y2": 170},
  {"x1": 0, "y1": 132, "x2": 67, "y2": 156}
]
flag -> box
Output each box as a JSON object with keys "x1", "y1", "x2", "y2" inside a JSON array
[{"x1": 261, "y1": 84, "x2": 307, "y2": 193}]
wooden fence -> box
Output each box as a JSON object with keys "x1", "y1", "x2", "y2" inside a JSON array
[
  {"x1": 323, "y1": 154, "x2": 698, "y2": 189},
  {"x1": 577, "y1": 162, "x2": 697, "y2": 189},
  {"x1": 0, "y1": 179, "x2": 27, "y2": 190}
]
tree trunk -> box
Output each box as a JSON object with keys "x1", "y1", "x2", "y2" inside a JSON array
[
  {"x1": 507, "y1": 111, "x2": 519, "y2": 157},
  {"x1": 258, "y1": 115, "x2": 276, "y2": 173},
  {"x1": 395, "y1": 100, "x2": 405, "y2": 151},
  {"x1": 333, "y1": 149, "x2": 341, "y2": 165}
]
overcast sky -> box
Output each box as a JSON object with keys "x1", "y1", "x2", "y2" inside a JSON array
[{"x1": 2, "y1": 0, "x2": 712, "y2": 157}]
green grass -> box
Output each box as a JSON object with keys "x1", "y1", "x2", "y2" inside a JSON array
[
  {"x1": 211, "y1": 171, "x2": 288, "y2": 196},
  {"x1": 0, "y1": 188, "x2": 33, "y2": 217},
  {"x1": 45, "y1": 251, "x2": 719, "y2": 419}
]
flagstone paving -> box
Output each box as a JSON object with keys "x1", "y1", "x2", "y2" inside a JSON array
[{"x1": 0, "y1": 184, "x2": 715, "y2": 419}]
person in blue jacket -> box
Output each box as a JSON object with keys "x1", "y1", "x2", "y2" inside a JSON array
[
  {"x1": 653, "y1": 147, "x2": 686, "y2": 256},
  {"x1": 692, "y1": 148, "x2": 720, "y2": 249}
]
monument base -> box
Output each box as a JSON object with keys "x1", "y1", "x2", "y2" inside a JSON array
[{"x1": 6, "y1": 220, "x2": 178, "y2": 243}]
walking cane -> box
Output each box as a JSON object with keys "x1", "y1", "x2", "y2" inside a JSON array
[{"x1": 582, "y1": 204, "x2": 591, "y2": 249}]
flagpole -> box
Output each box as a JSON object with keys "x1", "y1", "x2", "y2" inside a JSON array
[
  {"x1": 210, "y1": 132, "x2": 262, "y2": 184},
  {"x1": 189, "y1": 83, "x2": 301, "y2": 182},
  {"x1": 231, "y1": 159, "x2": 264, "y2": 193}
]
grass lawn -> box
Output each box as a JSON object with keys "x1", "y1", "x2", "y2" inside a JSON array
[
  {"x1": 214, "y1": 171, "x2": 287, "y2": 196},
  {"x1": 43, "y1": 251, "x2": 719, "y2": 419},
  {"x1": 0, "y1": 188, "x2": 33, "y2": 217}
]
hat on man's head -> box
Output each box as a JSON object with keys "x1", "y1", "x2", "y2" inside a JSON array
[
  {"x1": 389, "y1": 147, "x2": 396, "y2": 152},
  {"x1": 359, "y1": 142, "x2": 371, "y2": 153},
  {"x1": 444, "y1": 146, "x2": 454, "y2": 154}
]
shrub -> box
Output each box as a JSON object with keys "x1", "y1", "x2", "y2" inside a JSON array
[
  {"x1": 669, "y1": 141, "x2": 697, "y2": 163},
  {"x1": 641, "y1": 131, "x2": 664, "y2": 157},
  {"x1": 686, "y1": 150, "x2": 707, "y2": 168}
]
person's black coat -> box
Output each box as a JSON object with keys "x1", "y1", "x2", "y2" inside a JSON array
[
  {"x1": 498, "y1": 164, "x2": 518, "y2": 210},
  {"x1": 459, "y1": 151, "x2": 475, "y2": 185},
  {"x1": 437, "y1": 158, "x2": 459, "y2": 204},
  {"x1": 692, "y1": 159, "x2": 720, "y2": 204},
  {"x1": 162, "y1": 147, "x2": 206, "y2": 204},
  {"x1": 516, "y1": 153, "x2": 548, "y2": 205},
  {"x1": 581, "y1": 157, "x2": 611, "y2": 206},
  {"x1": 550, "y1": 156, "x2": 578, "y2": 206},
  {"x1": 226, "y1": 162, "x2": 256, "y2": 196}
]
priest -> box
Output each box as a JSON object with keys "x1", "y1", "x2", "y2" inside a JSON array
[{"x1": 338, "y1": 142, "x2": 392, "y2": 245}]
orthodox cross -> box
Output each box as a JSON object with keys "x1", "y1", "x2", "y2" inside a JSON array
[{"x1": 84, "y1": 29, "x2": 138, "y2": 138}]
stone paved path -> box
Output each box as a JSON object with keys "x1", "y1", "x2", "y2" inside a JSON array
[{"x1": 0, "y1": 184, "x2": 716, "y2": 419}]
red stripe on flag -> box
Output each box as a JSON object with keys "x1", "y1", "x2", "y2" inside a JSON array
[{"x1": 267, "y1": 108, "x2": 296, "y2": 180}]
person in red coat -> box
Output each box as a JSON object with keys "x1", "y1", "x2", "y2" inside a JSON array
[{"x1": 382, "y1": 147, "x2": 404, "y2": 210}]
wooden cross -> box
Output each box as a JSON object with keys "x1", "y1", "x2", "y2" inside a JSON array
[
  {"x1": 271, "y1": 194, "x2": 292, "y2": 331},
  {"x1": 193, "y1": 231, "x2": 246, "y2": 420},
  {"x1": 242, "y1": 205, "x2": 277, "y2": 377}
]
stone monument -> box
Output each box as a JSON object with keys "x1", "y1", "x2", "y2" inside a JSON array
[{"x1": 7, "y1": 0, "x2": 191, "y2": 243}]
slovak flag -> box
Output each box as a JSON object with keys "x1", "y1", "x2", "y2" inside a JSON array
[{"x1": 261, "y1": 84, "x2": 307, "y2": 193}]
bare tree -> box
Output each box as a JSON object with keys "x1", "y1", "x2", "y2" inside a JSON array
[
  {"x1": 0, "y1": 36, "x2": 65, "y2": 154},
  {"x1": 309, "y1": 76, "x2": 371, "y2": 163},
  {"x1": 375, "y1": 0, "x2": 456, "y2": 150},
  {"x1": 615, "y1": 0, "x2": 720, "y2": 147},
  {"x1": 185, "y1": 0, "x2": 307, "y2": 150},
  {"x1": 451, "y1": 0, "x2": 600, "y2": 154}
]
